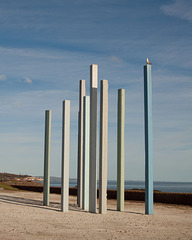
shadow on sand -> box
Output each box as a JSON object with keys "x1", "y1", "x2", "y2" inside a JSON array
[
  {"x1": 0, "y1": 193, "x2": 144, "y2": 215},
  {"x1": 0, "y1": 193, "x2": 82, "y2": 212}
]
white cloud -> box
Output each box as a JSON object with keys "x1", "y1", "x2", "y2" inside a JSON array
[
  {"x1": 110, "y1": 56, "x2": 122, "y2": 62},
  {"x1": 24, "y1": 77, "x2": 32, "y2": 84},
  {"x1": 0, "y1": 74, "x2": 6, "y2": 81},
  {"x1": 161, "y1": 0, "x2": 192, "y2": 22}
]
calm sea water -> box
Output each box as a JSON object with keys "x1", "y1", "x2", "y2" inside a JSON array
[{"x1": 48, "y1": 179, "x2": 192, "y2": 193}]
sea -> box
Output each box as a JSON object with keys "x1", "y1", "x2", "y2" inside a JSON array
[{"x1": 45, "y1": 178, "x2": 192, "y2": 193}]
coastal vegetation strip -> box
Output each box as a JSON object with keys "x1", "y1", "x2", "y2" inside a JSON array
[{"x1": 0, "y1": 182, "x2": 19, "y2": 191}]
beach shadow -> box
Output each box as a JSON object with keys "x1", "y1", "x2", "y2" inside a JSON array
[
  {"x1": 107, "y1": 208, "x2": 144, "y2": 215},
  {"x1": 0, "y1": 194, "x2": 89, "y2": 213},
  {"x1": 0, "y1": 194, "x2": 60, "y2": 212},
  {"x1": 68, "y1": 204, "x2": 91, "y2": 213},
  {"x1": 0, "y1": 194, "x2": 145, "y2": 215}
]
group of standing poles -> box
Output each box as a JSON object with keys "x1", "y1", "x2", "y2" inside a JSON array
[
  {"x1": 77, "y1": 65, "x2": 109, "y2": 214},
  {"x1": 43, "y1": 62, "x2": 153, "y2": 215}
]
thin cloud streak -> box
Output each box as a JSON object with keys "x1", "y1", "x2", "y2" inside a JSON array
[{"x1": 161, "y1": 0, "x2": 192, "y2": 22}]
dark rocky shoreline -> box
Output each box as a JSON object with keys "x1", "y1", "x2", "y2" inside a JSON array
[{"x1": 10, "y1": 184, "x2": 192, "y2": 206}]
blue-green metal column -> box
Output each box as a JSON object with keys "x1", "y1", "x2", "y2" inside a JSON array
[
  {"x1": 144, "y1": 64, "x2": 153, "y2": 215},
  {"x1": 43, "y1": 110, "x2": 51, "y2": 206}
]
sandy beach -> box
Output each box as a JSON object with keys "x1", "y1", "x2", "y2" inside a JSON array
[{"x1": 0, "y1": 190, "x2": 191, "y2": 240}]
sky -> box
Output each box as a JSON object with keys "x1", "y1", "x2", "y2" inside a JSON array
[{"x1": 0, "y1": 0, "x2": 191, "y2": 182}]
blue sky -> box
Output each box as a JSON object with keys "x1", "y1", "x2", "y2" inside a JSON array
[{"x1": 0, "y1": 0, "x2": 191, "y2": 182}]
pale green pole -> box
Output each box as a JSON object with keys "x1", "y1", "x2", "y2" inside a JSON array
[
  {"x1": 77, "y1": 80, "x2": 86, "y2": 208},
  {"x1": 99, "y1": 80, "x2": 108, "y2": 214},
  {"x1": 117, "y1": 89, "x2": 125, "y2": 211},
  {"x1": 43, "y1": 110, "x2": 51, "y2": 206},
  {"x1": 82, "y1": 96, "x2": 90, "y2": 211},
  {"x1": 61, "y1": 100, "x2": 70, "y2": 212}
]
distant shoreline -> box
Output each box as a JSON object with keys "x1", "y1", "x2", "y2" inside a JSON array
[
  {"x1": 1, "y1": 172, "x2": 191, "y2": 194},
  {"x1": 47, "y1": 178, "x2": 192, "y2": 194}
]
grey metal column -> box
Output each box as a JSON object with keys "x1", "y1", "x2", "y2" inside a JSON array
[
  {"x1": 77, "y1": 80, "x2": 86, "y2": 207},
  {"x1": 82, "y1": 96, "x2": 90, "y2": 211},
  {"x1": 117, "y1": 89, "x2": 125, "y2": 211},
  {"x1": 99, "y1": 80, "x2": 108, "y2": 214},
  {"x1": 89, "y1": 64, "x2": 98, "y2": 213},
  {"x1": 43, "y1": 110, "x2": 51, "y2": 206},
  {"x1": 61, "y1": 100, "x2": 70, "y2": 212}
]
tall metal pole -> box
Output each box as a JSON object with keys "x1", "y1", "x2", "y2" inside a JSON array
[
  {"x1": 89, "y1": 64, "x2": 98, "y2": 213},
  {"x1": 117, "y1": 89, "x2": 125, "y2": 211},
  {"x1": 99, "y1": 80, "x2": 108, "y2": 214},
  {"x1": 82, "y1": 96, "x2": 90, "y2": 211},
  {"x1": 61, "y1": 100, "x2": 70, "y2": 212},
  {"x1": 77, "y1": 80, "x2": 86, "y2": 207},
  {"x1": 43, "y1": 110, "x2": 51, "y2": 206},
  {"x1": 144, "y1": 63, "x2": 153, "y2": 215}
]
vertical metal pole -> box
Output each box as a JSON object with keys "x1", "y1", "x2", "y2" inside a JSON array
[
  {"x1": 77, "y1": 80, "x2": 86, "y2": 207},
  {"x1": 144, "y1": 64, "x2": 153, "y2": 215},
  {"x1": 89, "y1": 64, "x2": 98, "y2": 213},
  {"x1": 82, "y1": 96, "x2": 90, "y2": 211},
  {"x1": 117, "y1": 89, "x2": 125, "y2": 211},
  {"x1": 99, "y1": 80, "x2": 108, "y2": 214},
  {"x1": 61, "y1": 100, "x2": 70, "y2": 212},
  {"x1": 43, "y1": 110, "x2": 51, "y2": 206}
]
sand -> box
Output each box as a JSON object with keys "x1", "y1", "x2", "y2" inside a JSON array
[{"x1": 0, "y1": 190, "x2": 191, "y2": 240}]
